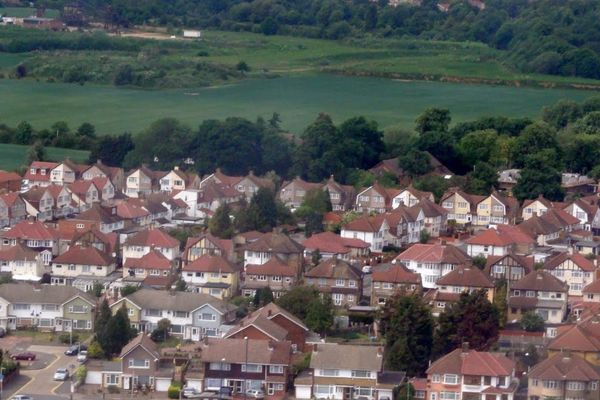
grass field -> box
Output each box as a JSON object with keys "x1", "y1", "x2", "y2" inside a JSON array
[
  {"x1": 0, "y1": 143, "x2": 89, "y2": 171},
  {"x1": 0, "y1": 7, "x2": 60, "y2": 18},
  {"x1": 0, "y1": 74, "x2": 594, "y2": 135}
]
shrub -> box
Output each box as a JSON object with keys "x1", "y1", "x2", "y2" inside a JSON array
[
  {"x1": 75, "y1": 365, "x2": 87, "y2": 383},
  {"x1": 58, "y1": 333, "x2": 79, "y2": 344},
  {"x1": 107, "y1": 385, "x2": 120, "y2": 394},
  {"x1": 87, "y1": 341, "x2": 103, "y2": 359},
  {"x1": 167, "y1": 381, "x2": 183, "y2": 399}
]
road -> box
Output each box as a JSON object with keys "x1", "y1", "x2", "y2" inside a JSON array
[{"x1": 10, "y1": 345, "x2": 74, "y2": 400}]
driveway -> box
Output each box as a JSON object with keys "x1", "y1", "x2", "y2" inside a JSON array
[{"x1": 11, "y1": 345, "x2": 75, "y2": 399}]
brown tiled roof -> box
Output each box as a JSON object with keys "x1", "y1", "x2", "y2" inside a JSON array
[
  {"x1": 124, "y1": 250, "x2": 172, "y2": 270},
  {"x1": 372, "y1": 263, "x2": 421, "y2": 284},
  {"x1": 126, "y1": 229, "x2": 179, "y2": 248},
  {"x1": 213, "y1": 169, "x2": 243, "y2": 187},
  {"x1": 427, "y1": 348, "x2": 514, "y2": 376},
  {"x1": 68, "y1": 180, "x2": 96, "y2": 197},
  {"x1": 0, "y1": 192, "x2": 22, "y2": 207},
  {"x1": 4, "y1": 221, "x2": 59, "y2": 241},
  {"x1": 185, "y1": 254, "x2": 236, "y2": 273},
  {"x1": 225, "y1": 313, "x2": 288, "y2": 341},
  {"x1": 466, "y1": 225, "x2": 535, "y2": 246},
  {"x1": 483, "y1": 254, "x2": 534, "y2": 275},
  {"x1": 246, "y1": 257, "x2": 295, "y2": 277},
  {"x1": 518, "y1": 215, "x2": 560, "y2": 238},
  {"x1": 0, "y1": 242, "x2": 39, "y2": 262},
  {"x1": 76, "y1": 204, "x2": 121, "y2": 224},
  {"x1": 395, "y1": 244, "x2": 470, "y2": 265},
  {"x1": 547, "y1": 321, "x2": 600, "y2": 353},
  {"x1": 0, "y1": 282, "x2": 95, "y2": 304},
  {"x1": 244, "y1": 232, "x2": 304, "y2": 254},
  {"x1": 184, "y1": 233, "x2": 233, "y2": 258},
  {"x1": 0, "y1": 170, "x2": 22, "y2": 183},
  {"x1": 121, "y1": 288, "x2": 235, "y2": 314},
  {"x1": 343, "y1": 214, "x2": 386, "y2": 232},
  {"x1": 440, "y1": 189, "x2": 484, "y2": 213},
  {"x1": 410, "y1": 198, "x2": 447, "y2": 218},
  {"x1": 200, "y1": 338, "x2": 291, "y2": 365},
  {"x1": 529, "y1": 352, "x2": 600, "y2": 381},
  {"x1": 543, "y1": 208, "x2": 580, "y2": 227},
  {"x1": 302, "y1": 231, "x2": 352, "y2": 254},
  {"x1": 253, "y1": 302, "x2": 308, "y2": 331},
  {"x1": 436, "y1": 266, "x2": 494, "y2": 288},
  {"x1": 583, "y1": 280, "x2": 600, "y2": 294},
  {"x1": 53, "y1": 245, "x2": 113, "y2": 266},
  {"x1": 511, "y1": 270, "x2": 568, "y2": 292},
  {"x1": 117, "y1": 201, "x2": 150, "y2": 219},
  {"x1": 304, "y1": 258, "x2": 361, "y2": 280},
  {"x1": 544, "y1": 251, "x2": 595, "y2": 272},
  {"x1": 119, "y1": 333, "x2": 160, "y2": 359},
  {"x1": 310, "y1": 343, "x2": 383, "y2": 371}
]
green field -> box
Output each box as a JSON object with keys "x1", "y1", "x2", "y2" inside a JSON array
[
  {"x1": 0, "y1": 143, "x2": 89, "y2": 170},
  {"x1": 0, "y1": 7, "x2": 60, "y2": 18},
  {"x1": 0, "y1": 74, "x2": 594, "y2": 135}
]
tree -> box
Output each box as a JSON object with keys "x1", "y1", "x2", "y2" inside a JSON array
[
  {"x1": 296, "y1": 189, "x2": 332, "y2": 237},
  {"x1": 564, "y1": 134, "x2": 600, "y2": 174},
  {"x1": 304, "y1": 295, "x2": 334, "y2": 334},
  {"x1": 520, "y1": 312, "x2": 545, "y2": 332},
  {"x1": 260, "y1": 17, "x2": 279, "y2": 35},
  {"x1": 542, "y1": 99, "x2": 582, "y2": 129},
  {"x1": 465, "y1": 162, "x2": 498, "y2": 195},
  {"x1": 27, "y1": 140, "x2": 46, "y2": 164},
  {"x1": 114, "y1": 64, "x2": 135, "y2": 86},
  {"x1": 241, "y1": 188, "x2": 278, "y2": 233},
  {"x1": 397, "y1": 150, "x2": 432, "y2": 178},
  {"x1": 415, "y1": 108, "x2": 451, "y2": 134},
  {"x1": 338, "y1": 116, "x2": 385, "y2": 170},
  {"x1": 277, "y1": 286, "x2": 324, "y2": 321},
  {"x1": 14, "y1": 121, "x2": 34, "y2": 145},
  {"x1": 511, "y1": 122, "x2": 559, "y2": 168},
  {"x1": 121, "y1": 285, "x2": 139, "y2": 297},
  {"x1": 573, "y1": 111, "x2": 600, "y2": 135},
  {"x1": 87, "y1": 341, "x2": 104, "y2": 359},
  {"x1": 209, "y1": 203, "x2": 234, "y2": 239},
  {"x1": 494, "y1": 279, "x2": 508, "y2": 328},
  {"x1": 236, "y1": 60, "x2": 250, "y2": 72},
  {"x1": 94, "y1": 299, "x2": 112, "y2": 338},
  {"x1": 365, "y1": 3, "x2": 378, "y2": 30},
  {"x1": 151, "y1": 318, "x2": 172, "y2": 342},
  {"x1": 419, "y1": 229, "x2": 430, "y2": 244},
  {"x1": 15, "y1": 64, "x2": 27, "y2": 79},
  {"x1": 395, "y1": 383, "x2": 415, "y2": 400},
  {"x1": 417, "y1": 130, "x2": 458, "y2": 172},
  {"x1": 456, "y1": 129, "x2": 498, "y2": 168},
  {"x1": 175, "y1": 278, "x2": 187, "y2": 292},
  {"x1": 89, "y1": 282, "x2": 104, "y2": 298},
  {"x1": 89, "y1": 133, "x2": 134, "y2": 167},
  {"x1": 513, "y1": 150, "x2": 564, "y2": 202},
  {"x1": 380, "y1": 294, "x2": 434, "y2": 377},
  {"x1": 311, "y1": 249, "x2": 322, "y2": 268},
  {"x1": 433, "y1": 289, "x2": 500, "y2": 359},
  {"x1": 253, "y1": 287, "x2": 274, "y2": 308},
  {"x1": 103, "y1": 305, "x2": 136, "y2": 356},
  {"x1": 76, "y1": 122, "x2": 96, "y2": 138}
]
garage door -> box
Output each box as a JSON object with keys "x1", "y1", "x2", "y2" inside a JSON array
[
  {"x1": 86, "y1": 371, "x2": 102, "y2": 385},
  {"x1": 156, "y1": 377, "x2": 172, "y2": 392}
]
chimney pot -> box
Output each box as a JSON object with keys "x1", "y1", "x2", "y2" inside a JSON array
[
  {"x1": 377, "y1": 347, "x2": 383, "y2": 357},
  {"x1": 267, "y1": 309, "x2": 272, "y2": 317},
  {"x1": 462, "y1": 342, "x2": 469, "y2": 352},
  {"x1": 313, "y1": 343, "x2": 318, "y2": 353}
]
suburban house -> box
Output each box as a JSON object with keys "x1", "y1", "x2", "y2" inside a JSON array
[
  {"x1": 73, "y1": 204, "x2": 125, "y2": 233},
  {"x1": 393, "y1": 243, "x2": 471, "y2": 289},
  {"x1": 22, "y1": 184, "x2": 73, "y2": 221},
  {"x1": 199, "y1": 337, "x2": 292, "y2": 398},
  {"x1": 278, "y1": 177, "x2": 324, "y2": 211},
  {"x1": 234, "y1": 171, "x2": 274, "y2": 202},
  {"x1": 521, "y1": 195, "x2": 564, "y2": 220},
  {"x1": 1, "y1": 220, "x2": 62, "y2": 263},
  {"x1": 123, "y1": 249, "x2": 175, "y2": 281},
  {"x1": 0, "y1": 283, "x2": 95, "y2": 332},
  {"x1": 440, "y1": 189, "x2": 484, "y2": 225},
  {"x1": 119, "y1": 333, "x2": 172, "y2": 392},
  {"x1": 0, "y1": 170, "x2": 23, "y2": 192},
  {"x1": 465, "y1": 225, "x2": 535, "y2": 257},
  {"x1": 391, "y1": 186, "x2": 434, "y2": 209},
  {"x1": 543, "y1": 251, "x2": 596, "y2": 300},
  {"x1": 546, "y1": 313, "x2": 600, "y2": 366},
  {"x1": 116, "y1": 200, "x2": 153, "y2": 228},
  {"x1": 243, "y1": 257, "x2": 297, "y2": 299},
  {"x1": 125, "y1": 166, "x2": 166, "y2": 198},
  {"x1": 50, "y1": 244, "x2": 116, "y2": 286},
  {"x1": 50, "y1": 160, "x2": 87, "y2": 185},
  {"x1": 90, "y1": 177, "x2": 116, "y2": 202},
  {"x1": 122, "y1": 229, "x2": 180, "y2": 263},
  {"x1": 158, "y1": 167, "x2": 196, "y2": 193},
  {"x1": 527, "y1": 353, "x2": 600, "y2": 400},
  {"x1": 341, "y1": 214, "x2": 390, "y2": 253},
  {"x1": 68, "y1": 180, "x2": 100, "y2": 211},
  {"x1": 302, "y1": 231, "x2": 369, "y2": 261},
  {"x1": 370, "y1": 263, "x2": 421, "y2": 307},
  {"x1": 243, "y1": 232, "x2": 304, "y2": 271},
  {"x1": 82, "y1": 160, "x2": 125, "y2": 192},
  {"x1": 474, "y1": 192, "x2": 520, "y2": 226},
  {"x1": 483, "y1": 253, "x2": 534, "y2": 283},
  {"x1": 426, "y1": 345, "x2": 517, "y2": 400},
  {"x1": 410, "y1": 198, "x2": 448, "y2": 238},
  {"x1": 183, "y1": 234, "x2": 235, "y2": 266},
  {"x1": 508, "y1": 270, "x2": 569, "y2": 324},
  {"x1": 304, "y1": 257, "x2": 362, "y2": 308},
  {"x1": 564, "y1": 198, "x2": 597, "y2": 231},
  {"x1": 322, "y1": 175, "x2": 356, "y2": 211},
  {"x1": 427, "y1": 266, "x2": 495, "y2": 316},
  {"x1": 355, "y1": 183, "x2": 398, "y2": 213},
  {"x1": 22, "y1": 161, "x2": 59, "y2": 190},
  {"x1": 517, "y1": 214, "x2": 562, "y2": 246},
  {"x1": 0, "y1": 192, "x2": 27, "y2": 227},
  {"x1": 182, "y1": 254, "x2": 239, "y2": 299},
  {"x1": 294, "y1": 343, "x2": 400, "y2": 400},
  {"x1": 225, "y1": 303, "x2": 309, "y2": 352},
  {"x1": 111, "y1": 289, "x2": 237, "y2": 340},
  {"x1": 388, "y1": 206, "x2": 425, "y2": 245},
  {"x1": 0, "y1": 243, "x2": 45, "y2": 281}
]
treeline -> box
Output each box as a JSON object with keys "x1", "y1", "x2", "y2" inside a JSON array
[
  {"x1": 31, "y1": 0, "x2": 600, "y2": 80},
  {"x1": 6, "y1": 95, "x2": 600, "y2": 204}
]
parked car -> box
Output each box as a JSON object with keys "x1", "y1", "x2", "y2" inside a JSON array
[
  {"x1": 245, "y1": 389, "x2": 264, "y2": 399},
  {"x1": 53, "y1": 368, "x2": 69, "y2": 381},
  {"x1": 11, "y1": 396, "x2": 34, "y2": 400},
  {"x1": 362, "y1": 265, "x2": 372, "y2": 274},
  {"x1": 182, "y1": 387, "x2": 202, "y2": 398},
  {"x1": 219, "y1": 387, "x2": 233, "y2": 397},
  {"x1": 77, "y1": 350, "x2": 87, "y2": 363},
  {"x1": 11, "y1": 352, "x2": 36, "y2": 361},
  {"x1": 0, "y1": 327, "x2": 6, "y2": 338},
  {"x1": 65, "y1": 344, "x2": 87, "y2": 356}
]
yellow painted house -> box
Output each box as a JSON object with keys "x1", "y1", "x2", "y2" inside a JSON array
[
  {"x1": 182, "y1": 254, "x2": 239, "y2": 299},
  {"x1": 474, "y1": 192, "x2": 519, "y2": 226},
  {"x1": 440, "y1": 190, "x2": 484, "y2": 225},
  {"x1": 547, "y1": 315, "x2": 600, "y2": 366}
]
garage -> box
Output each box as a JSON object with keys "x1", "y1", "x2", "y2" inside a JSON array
[
  {"x1": 185, "y1": 378, "x2": 203, "y2": 391},
  {"x1": 156, "y1": 377, "x2": 172, "y2": 392},
  {"x1": 85, "y1": 371, "x2": 102, "y2": 385}
]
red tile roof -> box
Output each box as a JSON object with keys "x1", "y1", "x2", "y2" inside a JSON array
[
  {"x1": 68, "y1": 180, "x2": 96, "y2": 196},
  {"x1": 436, "y1": 266, "x2": 494, "y2": 288},
  {"x1": 529, "y1": 352, "x2": 600, "y2": 381},
  {"x1": 185, "y1": 254, "x2": 236, "y2": 273},
  {"x1": 126, "y1": 229, "x2": 179, "y2": 248},
  {"x1": 0, "y1": 170, "x2": 22, "y2": 183},
  {"x1": 372, "y1": 263, "x2": 421, "y2": 284},
  {"x1": 53, "y1": 244, "x2": 114, "y2": 266},
  {"x1": 427, "y1": 348, "x2": 514, "y2": 376},
  {"x1": 124, "y1": 249, "x2": 172, "y2": 270},
  {"x1": 246, "y1": 257, "x2": 295, "y2": 277},
  {"x1": 304, "y1": 258, "x2": 361, "y2": 280},
  {"x1": 466, "y1": 225, "x2": 535, "y2": 246},
  {"x1": 544, "y1": 251, "x2": 595, "y2": 272},
  {"x1": 0, "y1": 192, "x2": 22, "y2": 207},
  {"x1": 302, "y1": 231, "x2": 353, "y2": 254},
  {"x1": 511, "y1": 270, "x2": 568, "y2": 292},
  {"x1": 395, "y1": 243, "x2": 470, "y2": 265},
  {"x1": 5, "y1": 221, "x2": 59, "y2": 241},
  {"x1": 0, "y1": 242, "x2": 39, "y2": 261},
  {"x1": 117, "y1": 201, "x2": 150, "y2": 219}
]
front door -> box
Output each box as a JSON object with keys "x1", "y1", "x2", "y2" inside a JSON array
[
  {"x1": 344, "y1": 387, "x2": 352, "y2": 400},
  {"x1": 191, "y1": 328, "x2": 200, "y2": 341}
]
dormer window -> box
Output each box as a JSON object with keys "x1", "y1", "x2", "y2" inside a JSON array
[
  {"x1": 40, "y1": 169, "x2": 46, "y2": 175},
  {"x1": 30, "y1": 168, "x2": 36, "y2": 175}
]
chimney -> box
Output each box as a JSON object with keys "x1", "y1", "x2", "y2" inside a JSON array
[
  {"x1": 268, "y1": 340, "x2": 274, "y2": 351},
  {"x1": 568, "y1": 246, "x2": 574, "y2": 255},
  {"x1": 174, "y1": 166, "x2": 179, "y2": 171},
  {"x1": 203, "y1": 336, "x2": 209, "y2": 346},
  {"x1": 313, "y1": 343, "x2": 318, "y2": 353},
  {"x1": 461, "y1": 342, "x2": 469, "y2": 353},
  {"x1": 267, "y1": 309, "x2": 272, "y2": 317},
  {"x1": 249, "y1": 170, "x2": 254, "y2": 177},
  {"x1": 377, "y1": 347, "x2": 383, "y2": 358}
]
